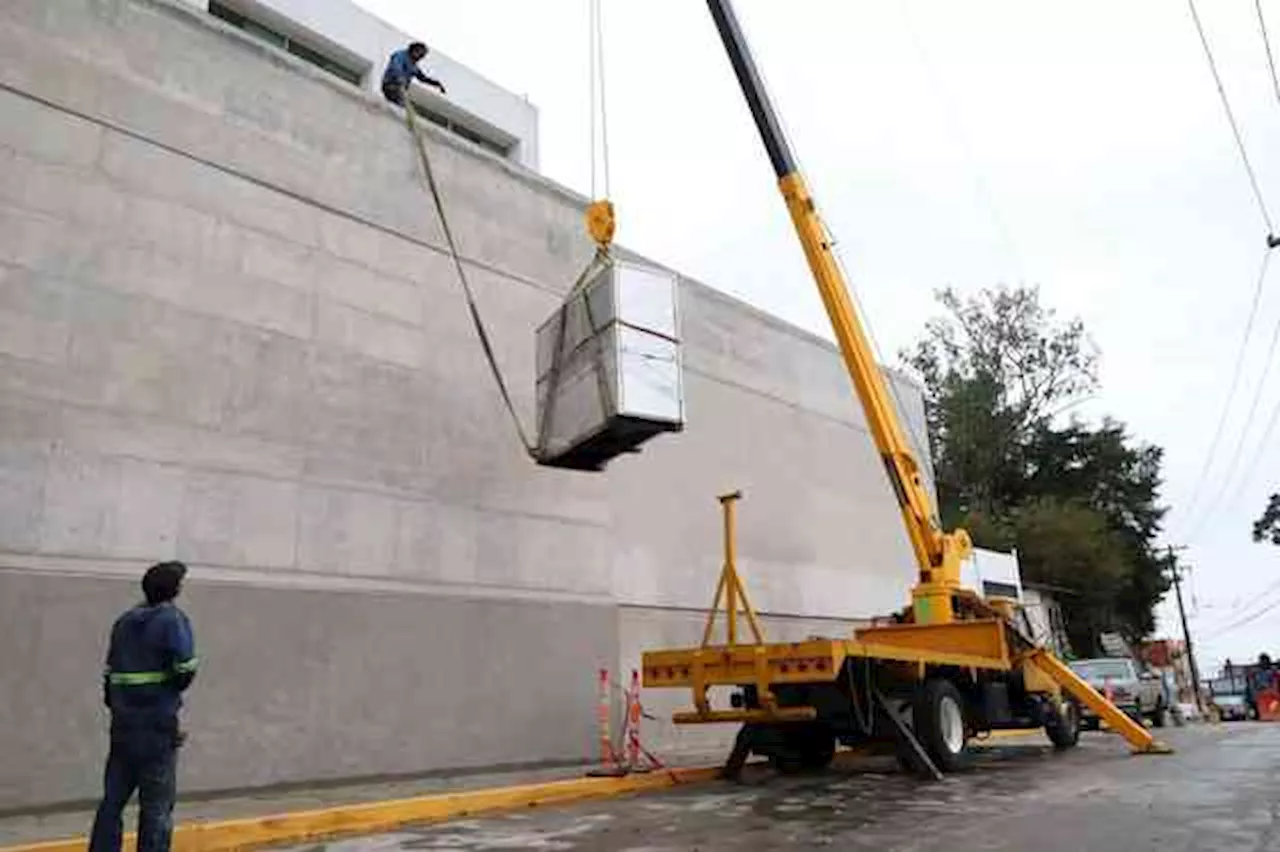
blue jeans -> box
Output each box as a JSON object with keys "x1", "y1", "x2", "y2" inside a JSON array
[{"x1": 88, "y1": 724, "x2": 178, "y2": 852}]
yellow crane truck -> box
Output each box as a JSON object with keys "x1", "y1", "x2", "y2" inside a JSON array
[{"x1": 638, "y1": 0, "x2": 1172, "y2": 779}]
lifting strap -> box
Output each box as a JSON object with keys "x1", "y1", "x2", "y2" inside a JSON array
[{"x1": 401, "y1": 102, "x2": 537, "y2": 459}]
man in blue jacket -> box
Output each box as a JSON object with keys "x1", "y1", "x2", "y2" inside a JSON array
[
  {"x1": 89, "y1": 561, "x2": 198, "y2": 852},
  {"x1": 381, "y1": 41, "x2": 446, "y2": 106}
]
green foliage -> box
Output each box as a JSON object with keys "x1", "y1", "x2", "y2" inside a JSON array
[
  {"x1": 903, "y1": 286, "x2": 1169, "y2": 651},
  {"x1": 1010, "y1": 499, "x2": 1130, "y2": 653},
  {"x1": 903, "y1": 285, "x2": 1098, "y2": 518},
  {"x1": 1252, "y1": 493, "x2": 1280, "y2": 545}
]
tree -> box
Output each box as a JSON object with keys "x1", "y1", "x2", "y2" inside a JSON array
[
  {"x1": 1010, "y1": 499, "x2": 1130, "y2": 654},
  {"x1": 902, "y1": 287, "x2": 1169, "y2": 648},
  {"x1": 1252, "y1": 494, "x2": 1280, "y2": 544},
  {"x1": 903, "y1": 285, "x2": 1099, "y2": 520},
  {"x1": 1019, "y1": 421, "x2": 1171, "y2": 643}
]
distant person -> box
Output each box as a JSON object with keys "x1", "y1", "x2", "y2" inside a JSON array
[
  {"x1": 89, "y1": 562, "x2": 199, "y2": 852},
  {"x1": 381, "y1": 41, "x2": 446, "y2": 106}
]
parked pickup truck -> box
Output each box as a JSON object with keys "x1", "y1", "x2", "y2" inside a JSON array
[{"x1": 1068, "y1": 657, "x2": 1168, "y2": 728}]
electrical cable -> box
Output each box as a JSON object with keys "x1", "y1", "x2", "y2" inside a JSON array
[
  {"x1": 1202, "y1": 586, "x2": 1280, "y2": 639},
  {"x1": 1197, "y1": 571, "x2": 1280, "y2": 634},
  {"x1": 1257, "y1": 0, "x2": 1280, "y2": 105},
  {"x1": 1231, "y1": 369, "x2": 1280, "y2": 505},
  {"x1": 1188, "y1": 254, "x2": 1279, "y2": 537},
  {"x1": 1179, "y1": 249, "x2": 1272, "y2": 527},
  {"x1": 1187, "y1": 0, "x2": 1277, "y2": 236}
]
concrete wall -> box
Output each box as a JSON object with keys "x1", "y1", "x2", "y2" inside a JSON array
[
  {"x1": 187, "y1": 0, "x2": 539, "y2": 167},
  {"x1": 0, "y1": 0, "x2": 931, "y2": 810}
]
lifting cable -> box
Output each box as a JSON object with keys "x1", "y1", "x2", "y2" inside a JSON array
[
  {"x1": 402, "y1": 103, "x2": 538, "y2": 459},
  {"x1": 535, "y1": 0, "x2": 620, "y2": 453},
  {"x1": 399, "y1": 0, "x2": 620, "y2": 463}
]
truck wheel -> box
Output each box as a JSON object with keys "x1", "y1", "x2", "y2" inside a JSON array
[
  {"x1": 798, "y1": 725, "x2": 836, "y2": 770},
  {"x1": 1045, "y1": 700, "x2": 1080, "y2": 749},
  {"x1": 768, "y1": 723, "x2": 834, "y2": 773},
  {"x1": 1151, "y1": 705, "x2": 1168, "y2": 728},
  {"x1": 913, "y1": 679, "x2": 971, "y2": 772}
]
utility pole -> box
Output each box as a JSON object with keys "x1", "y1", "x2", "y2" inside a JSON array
[{"x1": 1167, "y1": 545, "x2": 1203, "y2": 713}]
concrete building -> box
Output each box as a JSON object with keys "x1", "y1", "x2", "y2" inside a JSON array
[
  {"x1": 0, "y1": 0, "x2": 933, "y2": 810},
  {"x1": 181, "y1": 0, "x2": 539, "y2": 168}
]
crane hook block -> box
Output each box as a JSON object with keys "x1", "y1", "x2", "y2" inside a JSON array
[{"x1": 586, "y1": 199, "x2": 616, "y2": 248}]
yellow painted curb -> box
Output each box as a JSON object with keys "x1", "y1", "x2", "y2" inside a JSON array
[
  {"x1": 0, "y1": 747, "x2": 882, "y2": 852},
  {"x1": 1, "y1": 766, "x2": 727, "y2": 852}
]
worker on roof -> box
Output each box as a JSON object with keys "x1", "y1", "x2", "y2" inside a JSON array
[
  {"x1": 89, "y1": 561, "x2": 199, "y2": 852},
  {"x1": 382, "y1": 41, "x2": 446, "y2": 106}
]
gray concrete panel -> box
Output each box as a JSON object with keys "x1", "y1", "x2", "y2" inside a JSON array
[{"x1": 0, "y1": 569, "x2": 616, "y2": 809}]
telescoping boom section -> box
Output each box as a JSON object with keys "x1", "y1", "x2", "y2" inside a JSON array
[{"x1": 639, "y1": 0, "x2": 1170, "y2": 776}]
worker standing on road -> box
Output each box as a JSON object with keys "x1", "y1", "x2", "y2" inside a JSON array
[
  {"x1": 89, "y1": 561, "x2": 199, "y2": 852},
  {"x1": 381, "y1": 41, "x2": 446, "y2": 106}
]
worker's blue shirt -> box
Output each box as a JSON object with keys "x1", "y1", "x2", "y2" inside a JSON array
[
  {"x1": 103, "y1": 602, "x2": 198, "y2": 725},
  {"x1": 382, "y1": 48, "x2": 430, "y2": 90}
]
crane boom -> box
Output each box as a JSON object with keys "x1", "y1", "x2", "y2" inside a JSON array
[{"x1": 705, "y1": 0, "x2": 971, "y2": 623}]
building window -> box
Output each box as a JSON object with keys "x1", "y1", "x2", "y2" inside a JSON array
[
  {"x1": 410, "y1": 103, "x2": 512, "y2": 158},
  {"x1": 209, "y1": 1, "x2": 364, "y2": 87}
]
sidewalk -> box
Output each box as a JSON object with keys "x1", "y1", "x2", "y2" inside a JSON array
[{"x1": 0, "y1": 752, "x2": 729, "y2": 851}]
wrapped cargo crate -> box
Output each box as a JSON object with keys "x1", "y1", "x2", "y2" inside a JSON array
[{"x1": 535, "y1": 256, "x2": 684, "y2": 471}]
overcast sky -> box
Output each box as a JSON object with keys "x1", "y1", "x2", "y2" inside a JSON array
[{"x1": 355, "y1": 0, "x2": 1280, "y2": 672}]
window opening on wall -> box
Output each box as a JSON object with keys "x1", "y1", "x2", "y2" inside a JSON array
[
  {"x1": 209, "y1": 1, "x2": 364, "y2": 87},
  {"x1": 410, "y1": 102, "x2": 513, "y2": 159}
]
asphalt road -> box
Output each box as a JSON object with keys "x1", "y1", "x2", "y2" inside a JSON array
[{"x1": 292, "y1": 724, "x2": 1280, "y2": 851}]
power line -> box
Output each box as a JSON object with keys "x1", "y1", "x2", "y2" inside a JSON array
[
  {"x1": 1188, "y1": 0, "x2": 1277, "y2": 236},
  {"x1": 1180, "y1": 250, "x2": 1272, "y2": 528},
  {"x1": 1198, "y1": 570, "x2": 1280, "y2": 634},
  {"x1": 1229, "y1": 356, "x2": 1280, "y2": 506},
  {"x1": 1189, "y1": 256, "x2": 1280, "y2": 536},
  {"x1": 1203, "y1": 585, "x2": 1280, "y2": 639},
  {"x1": 1257, "y1": 0, "x2": 1280, "y2": 105}
]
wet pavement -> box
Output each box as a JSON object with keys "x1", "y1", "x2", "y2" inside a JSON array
[{"x1": 283, "y1": 724, "x2": 1280, "y2": 851}]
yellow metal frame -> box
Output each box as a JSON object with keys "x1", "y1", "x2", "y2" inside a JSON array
[
  {"x1": 700, "y1": 491, "x2": 766, "y2": 649},
  {"x1": 642, "y1": 6, "x2": 1171, "y2": 760},
  {"x1": 640, "y1": 493, "x2": 1171, "y2": 754}
]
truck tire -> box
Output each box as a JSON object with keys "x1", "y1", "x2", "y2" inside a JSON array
[
  {"x1": 913, "y1": 679, "x2": 971, "y2": 772},
  {"x1": 768, "y1": 723, "x2": 835, "y2": 774},
  {"x1": 1045, "y1": 700, "x2": 1081, "y2": 749},
  {"x1": 1150, "y1": 705, "x2": 1167, "y2": 728},
  {"x1": 798, "y1": 724, "x2": 836, "y2": 770}
]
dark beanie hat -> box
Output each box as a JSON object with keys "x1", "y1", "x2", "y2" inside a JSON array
[{"x1": 142, "y1": 561, "x2": 187, "y2": 605}]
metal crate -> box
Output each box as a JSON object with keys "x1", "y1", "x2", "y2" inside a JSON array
[{"x1": 534, "y1": 258, "x2": 684, "y2": 471}]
